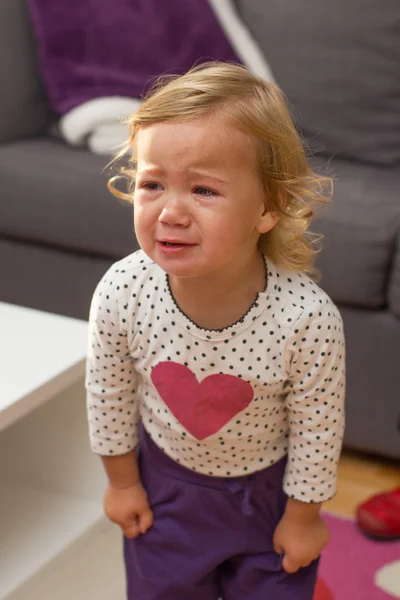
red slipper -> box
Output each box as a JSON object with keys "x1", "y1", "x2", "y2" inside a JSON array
[{"x1": 356, "y1": 487, "x2": 400, "y2": 540}]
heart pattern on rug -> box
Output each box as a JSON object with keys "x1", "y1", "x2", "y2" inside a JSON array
[
  {"x1": 375, "y1": 560, "x2": 400, "y2": 597},
  {"x1": 151, "y1": 362, "x2": 254, "y2": 439}
]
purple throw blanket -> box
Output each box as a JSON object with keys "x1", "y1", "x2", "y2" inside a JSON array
[{"x1": 26, "y1": 0, "x2": 240, "y2": 116}]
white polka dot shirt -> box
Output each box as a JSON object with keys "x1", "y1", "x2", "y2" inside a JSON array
[{"x1": 86, "y1": 250, "x2": 345, "y2": 503}]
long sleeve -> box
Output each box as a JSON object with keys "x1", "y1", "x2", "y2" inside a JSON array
[
  {"x1": 85, "y1": 268, "x2": 139, "y2": 456},
  {"x1": 283, "y1": 297, "x2": 346, "y2": 503}
]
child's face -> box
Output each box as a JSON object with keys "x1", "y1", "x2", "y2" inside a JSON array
[{"x1": 133, "y1": 115, "x2": 278, "y2": 280}]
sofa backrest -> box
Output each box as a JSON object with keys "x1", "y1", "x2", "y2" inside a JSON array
[
  {"x1": 0, "y1": 0, "x2": 50, "y2": 142},
  {"x1": 234, "y1": 0, "x2": 400, "y2": 167}
]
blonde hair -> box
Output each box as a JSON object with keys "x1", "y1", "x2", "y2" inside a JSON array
[{"x1": 108, "y1": 61, "x2": 332, "y2": 275}]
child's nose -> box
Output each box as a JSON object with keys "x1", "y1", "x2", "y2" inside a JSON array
[{"x1": 158, "y1": 196, "x2": 191, "y2": 227}]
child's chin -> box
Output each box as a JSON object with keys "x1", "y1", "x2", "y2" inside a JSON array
[
  {"x1": 163, "y1": 265, "x2": 201, "y2": 279},
  {"x1": 158, "y1": 259, "x2": 205, "y2": 280}
]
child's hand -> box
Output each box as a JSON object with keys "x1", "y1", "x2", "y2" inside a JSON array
[
  {"x1": 104, "y1": 481, "x2": 154, "y2": 538},
  {"x1": 273, "y1": 512, "x2": 329, "y2": 574}
]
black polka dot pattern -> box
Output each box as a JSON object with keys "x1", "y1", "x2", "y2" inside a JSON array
[{"x1": 86, "y1": 250, "x2": 345, "y2": 503}]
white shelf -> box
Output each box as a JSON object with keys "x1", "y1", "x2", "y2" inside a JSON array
[
  {"x1": 0, "y1": 480, "x2": 103, "y2": 599},
  {"x1": 4, "y1": 519, "x2": 126, "y2": 600},
  {"x1": 0, "y1": 302, "x2": 88, "y2": 432},
  {"x1": 0, "y1": 303, "x2": 105, "y2": 598}
]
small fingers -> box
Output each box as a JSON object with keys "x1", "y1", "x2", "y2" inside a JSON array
[
  {"x1": 139, "y1": 508, "x2": 154, "y2": 534},
  {"x1": 123, "y1": 519, "x2": 141, "y2": 539},
  {"x1": 282, "y1": 554, "x2": 301, "y2": 574},
  {"x1": 273, "y1": 540, "x2": 283, "y2": 556},
  {"x1": 282, "y1": 553, "x2": 317, "y2": 574}
]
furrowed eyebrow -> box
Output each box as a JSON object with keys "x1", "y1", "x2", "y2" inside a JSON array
[
  {"x1": 136, "y1": 166, "x2": 166, "y2": 176},
  {"x1": 187, "y1": 169, "x2": 229, "y2": 185},
  {"x1": 137, "y1": 166, "x2": 229, "y2": 185}
]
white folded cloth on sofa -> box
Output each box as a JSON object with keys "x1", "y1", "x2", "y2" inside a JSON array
[{"x1": 59, "y1": 97, "x2": 141, "y2": 155}]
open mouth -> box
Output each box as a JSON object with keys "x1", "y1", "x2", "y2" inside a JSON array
[
  {"x1": 159, "y1": 241, "x2": 191, "y2": 247},
  {"x1": 157, "y1": 240, "x2": 195, "y2": 253}
]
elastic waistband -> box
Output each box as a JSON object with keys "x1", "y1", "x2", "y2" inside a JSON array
[{"x1": 139, "y1": 425, "x2": 287, "y2": 493}]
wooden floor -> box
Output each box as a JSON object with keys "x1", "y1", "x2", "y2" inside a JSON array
[{"x1": 325, "y1": 450, "x2": 400, "y2": 517}]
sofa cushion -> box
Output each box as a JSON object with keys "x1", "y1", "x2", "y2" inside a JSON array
[
  {"x1": 0, "y1": 138, "x2": 138, "y2": 259},
  {"x1": 234, "y1": 0, "x2": 400, "y2": 166},
  {"x1": 0, "y1": 0, "x2": 50, "y2": 142},
  {"x1": 313, "y1": 158, "x2": 400, "y2": 311},
  {"x1": 0, "y1": 237, "x2": 113, "y2": 320}
]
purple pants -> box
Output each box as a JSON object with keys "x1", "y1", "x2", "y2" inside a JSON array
[{"x1": 124, "y1": 428, "x2": 319, "y2": 599}]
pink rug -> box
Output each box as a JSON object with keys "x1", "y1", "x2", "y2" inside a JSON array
[{"x1": 315, "y1": 513, "x2": 400, "y2": 599}]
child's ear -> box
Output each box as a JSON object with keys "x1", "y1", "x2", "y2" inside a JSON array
[
  {"x1": 257, "y1": 191, "x2": 281, "y2": 233},
  {"x1": 257, "y1": 208, "x2": 280, "y2": 234}
]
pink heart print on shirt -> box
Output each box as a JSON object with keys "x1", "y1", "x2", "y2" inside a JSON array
[{"x1": 151, "y1": 362, "x2": 254, "y2": 440}]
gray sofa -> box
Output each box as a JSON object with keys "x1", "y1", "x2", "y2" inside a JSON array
[{"x1": 1, "y1": 0, "x2": 399, "y2": 460}]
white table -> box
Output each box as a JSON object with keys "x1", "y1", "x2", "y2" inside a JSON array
[{"x1": 0, "y1": 303, "x2": 106, "y2": 599}]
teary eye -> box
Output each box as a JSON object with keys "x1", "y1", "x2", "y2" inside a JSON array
[
  {"x1": 194, "y1": 187, "x2": 218, "y2": 197},
  {"x1": 141, "y1": 182, "x2": 163, "y2": 191}
]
